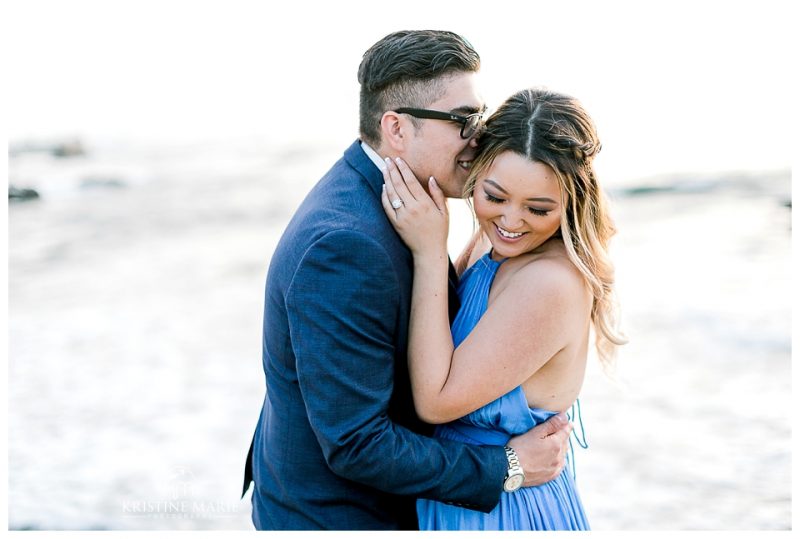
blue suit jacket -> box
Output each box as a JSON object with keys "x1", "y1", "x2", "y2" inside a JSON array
[{"x1": 243, "y1": 141, "x2": 506, "y2": 530}]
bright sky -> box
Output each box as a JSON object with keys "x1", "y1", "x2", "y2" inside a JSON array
[{"x1": 6, "y1": 0, "x2": 796, "y2": 183}]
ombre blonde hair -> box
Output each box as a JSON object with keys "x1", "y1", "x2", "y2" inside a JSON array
[{"x1": 465, "y1": 88, "x2": 627, "y2": 365}]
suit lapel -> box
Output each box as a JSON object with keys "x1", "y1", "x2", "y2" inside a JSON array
[{"x1": 447, "y1": 259, "x2": 461, "y2": 323}]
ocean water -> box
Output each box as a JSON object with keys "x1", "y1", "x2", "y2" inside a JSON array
[{"x1": 7, "y1": 139, "x2": 792, "y2": 530}]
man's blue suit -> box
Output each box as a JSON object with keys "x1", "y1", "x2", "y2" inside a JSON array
[{"x1": 243, "y1": 141, "x2": 507, "y2": 530}]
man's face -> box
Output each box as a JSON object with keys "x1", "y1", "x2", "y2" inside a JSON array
[{"x1": 400, "y1": 72, "x2": 484, "y2": 198}]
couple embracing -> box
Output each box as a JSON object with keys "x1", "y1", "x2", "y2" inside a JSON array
[{"x1": 242, "y1": 29, "x2": 625, "y2": 531}]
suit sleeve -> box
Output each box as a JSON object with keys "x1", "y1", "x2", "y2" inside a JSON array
[{"x1": 286, "y1": 229, "x2": 506, "y2": 511}]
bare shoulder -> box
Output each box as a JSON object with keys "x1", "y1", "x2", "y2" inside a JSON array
[{"x1": 500, "y1": 240, "x2": 589, "y2": 303}]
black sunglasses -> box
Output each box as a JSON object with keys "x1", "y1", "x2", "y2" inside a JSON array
[{"x1": 395, "y1": 107, "x2": 484, "y2": 139}]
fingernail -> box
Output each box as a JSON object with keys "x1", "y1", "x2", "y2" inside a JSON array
[
  {"x1": 429, "y1": 176, "x2": 436, "y2": 183},
  {"x1": 395, "y1": 157, "x2": 402, "y2": 164}
]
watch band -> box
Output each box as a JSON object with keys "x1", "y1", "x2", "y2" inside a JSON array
[
  {"x1": 504, "y1": 446, "x2": 521, "y2": 470},
  {"x1": 503, "y1": 445, "x2": 525, "y2": 492}
]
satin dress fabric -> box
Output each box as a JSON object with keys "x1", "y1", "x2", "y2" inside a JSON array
[{"x1": 416, "y1": 253, "x2": 590, "y2": 531}]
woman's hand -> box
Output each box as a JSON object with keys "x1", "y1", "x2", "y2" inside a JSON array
[{"x1": 380, "y1": 157, "x2": 449, "y2": 258}]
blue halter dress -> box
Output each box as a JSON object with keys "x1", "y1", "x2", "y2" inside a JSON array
[{"x1": 416, "y1": 252, "x2": 590, "y2": 530}]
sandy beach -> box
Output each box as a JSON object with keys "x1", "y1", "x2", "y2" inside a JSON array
[{"x1": 7, "y1": 138, "x2": 792, "y2": 530}]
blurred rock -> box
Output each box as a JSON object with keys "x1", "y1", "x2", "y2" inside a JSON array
[
  {"x1": 9, "y1": 185, "x2": 40, "y2": 202},
  {"x1": 52, "y1": 139, "x2": 86, "y2": 157},
  {"x1": 80, "y1": 176, "x2": 127, "y2": 190},
  {"x1": 9, "y1": 137, "x2": 86, "y2": 158}
]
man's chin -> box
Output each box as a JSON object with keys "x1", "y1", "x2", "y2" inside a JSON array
[{"x1": 442, "y1": 186, "x2": 468, "y2": 199}]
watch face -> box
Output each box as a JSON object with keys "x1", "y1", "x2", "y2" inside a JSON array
[{"x1": 504, "y1": 474, "x2": 524, "y2": 492}]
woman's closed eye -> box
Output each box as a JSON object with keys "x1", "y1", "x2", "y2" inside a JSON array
[
  {"x1": 527, "y1": 207, "x2": 550, "y2": 216},
  {"x1": 484, "y1": 192, "x2": 505, "y2": 204},
  {"x1": 484, "y1": 192, "x2": 551, "y2": 216}
]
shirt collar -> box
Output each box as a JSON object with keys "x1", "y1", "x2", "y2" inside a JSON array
[{"x1": 360, "y1": 141, "x2": 387, "y2": 173}]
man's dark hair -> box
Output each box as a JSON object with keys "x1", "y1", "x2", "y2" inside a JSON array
[{"x1": 357, "y1": 30, "x2": 481, "y2": 146}]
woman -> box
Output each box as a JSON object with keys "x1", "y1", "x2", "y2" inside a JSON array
[{"x1": 380, "y1": 88, "x2": 626, "y2": 530}]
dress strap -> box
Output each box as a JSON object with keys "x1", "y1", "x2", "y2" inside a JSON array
[
  {"x1": 566, "y1": 399, "x2": 588, "y2": 481},
  {"x1": 487, "y1": 248, "x2": 509, "y2": 265}
]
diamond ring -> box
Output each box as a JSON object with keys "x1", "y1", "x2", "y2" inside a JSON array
[{"x1": 391, "y1": 199, "x2": 404, "y2": 209}]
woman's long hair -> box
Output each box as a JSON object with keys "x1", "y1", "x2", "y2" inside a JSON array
[{"x1": 465, "y1": 88, "x2": 627, "y2": 366}]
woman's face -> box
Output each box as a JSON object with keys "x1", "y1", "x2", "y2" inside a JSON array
[{"x1": 473, "y1": 151, "x2": 562, "y2": 260}]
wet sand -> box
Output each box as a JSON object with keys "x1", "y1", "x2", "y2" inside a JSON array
[{"x1": 7, "y1": 141, "x2": 791, "y2": 530}]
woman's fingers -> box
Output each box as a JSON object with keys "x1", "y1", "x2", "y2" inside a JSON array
[
  {"x1": 392, "y1": 157, "x2": 426, "y2": 201},
  {"x1": 386, "y1": 156, "x2": 443, "y2": 212},
  {"x1": 382, "y1": 156, "x2": 445, "y2": 219},
  {"x1": 382, "y1": 160, "x2": 405, "y2": 210},
  {"x1": 384, "y1": 157, "x2": 415, "y2": 203},
  {"x1": 428, "y1": 176, "x2": 448, "y2": 215},
  {"x1": 381, "y1": 184, "x2": 403, "y2": 225},
  {"x1": 380, "y1": 157, "x2": 449, "y2": 256}
]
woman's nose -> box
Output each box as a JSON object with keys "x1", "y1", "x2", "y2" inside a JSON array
[{"x1": 500, "y1": 211, "x2": 524, "y2": 230}]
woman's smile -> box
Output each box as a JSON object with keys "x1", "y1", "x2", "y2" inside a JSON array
[{"x1": 493, "y1": 223, "x2": 527, "y2": 241}]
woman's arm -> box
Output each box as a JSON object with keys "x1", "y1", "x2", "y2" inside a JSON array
[
  {"x1": 407, "y1": 249, "x2": 455, "y2": 419},
  {"x1": 381, "y1": 158, "x2": 457, "y2": 418},
  {"x1": 435, "y1": 261, "x2": 587, "y2": 422},
  {"x1": 381, "y1": 158, "x2": 588, "y2": 424}
]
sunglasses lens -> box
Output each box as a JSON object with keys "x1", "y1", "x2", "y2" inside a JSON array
[{"x1": 462, "y1": 115, "x2": 481, "y2": 139}]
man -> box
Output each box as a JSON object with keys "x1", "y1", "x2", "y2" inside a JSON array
[{"x1": 242, "y1": 30, "x2": 572, "y2": 530}]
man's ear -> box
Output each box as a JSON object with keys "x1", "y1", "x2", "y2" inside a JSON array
[{"x1": 379, "y1": 111, "x2": 409, "y2": 152}]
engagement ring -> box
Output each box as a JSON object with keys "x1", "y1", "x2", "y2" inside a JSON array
[{"x1": 391, "y1": 199, "x2": 404, "y2": 209}]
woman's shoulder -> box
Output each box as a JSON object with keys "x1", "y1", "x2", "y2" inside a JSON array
[
  {"x1": 505, "y1": 240, "x2": 588, "y2": 297},
  {"x1": 487, "y1": 239, "x2": 592, "y2": 330}
]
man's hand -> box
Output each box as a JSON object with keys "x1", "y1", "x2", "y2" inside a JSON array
[{"x1": 507, "y1": 412, "x2": 572, "y2": 486}]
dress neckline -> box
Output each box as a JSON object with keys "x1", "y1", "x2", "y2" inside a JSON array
[{"x1": 481, "y1": 249, "x2": 508, "y2": 266}]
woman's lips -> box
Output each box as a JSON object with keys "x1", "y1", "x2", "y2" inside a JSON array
[{"x1": 494, "y1": 223, "x2": 527, "y2": 242}]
